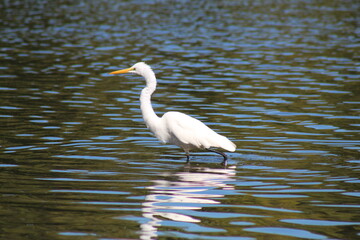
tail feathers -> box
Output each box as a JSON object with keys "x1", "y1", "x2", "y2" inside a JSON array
[
  {"x1": 219, "y1": 136, "x2": 236, "y2": 152},
  {"x1": 207, "y1": 134, "x2": 236, "y2": 152}
]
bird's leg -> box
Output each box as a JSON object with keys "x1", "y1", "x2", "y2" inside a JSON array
[
  {"x1": 206, "y1": 148, "x2": 228, "y2": 160},
  {"x1": 185, "y1": 152, "x2": 190, "y2": 163},
  {"x1": 206, "y1": 148, "x2": 228, "y2": 165},
  {"x1": 222, "y1": 158, "x2": 228, "y2": 167}
]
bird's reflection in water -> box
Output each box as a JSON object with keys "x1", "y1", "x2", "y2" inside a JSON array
[{"x1": 139, "y1": 165, "x2": 236, "y2": 240}]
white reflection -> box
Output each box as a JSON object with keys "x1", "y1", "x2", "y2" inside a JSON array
[{"x1": 139, "y1": 165, "x2": 236, "y2": 240}]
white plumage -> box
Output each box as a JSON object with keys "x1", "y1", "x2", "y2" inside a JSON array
[{"x1": 110, "y1": 62, "x2": 236, "y2": 164}]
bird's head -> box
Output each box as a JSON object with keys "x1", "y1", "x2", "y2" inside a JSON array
[{"x1": 109, "y1": 62, "x2": 153, "y2": 78}]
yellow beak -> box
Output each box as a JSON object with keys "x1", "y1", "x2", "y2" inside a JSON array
[{"x1": 109, "y1": 67, "x2": 134, "y2": 75}]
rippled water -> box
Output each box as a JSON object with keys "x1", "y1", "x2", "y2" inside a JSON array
[{"x1": 1, "y1": 0, "x2": 359, "y2": 239}]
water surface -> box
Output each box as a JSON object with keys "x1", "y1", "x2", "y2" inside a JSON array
[{"x1": 1, "y1": 0, "x2": 359, "y2": 239}]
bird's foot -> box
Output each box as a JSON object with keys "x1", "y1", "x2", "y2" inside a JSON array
[{"x1": 221, "y1": 159, "x2": 228, "y2": 167}]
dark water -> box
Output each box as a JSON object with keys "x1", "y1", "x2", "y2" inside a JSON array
[{"x1": 1, "y1": 0, "x2": 359, "y2": 239}]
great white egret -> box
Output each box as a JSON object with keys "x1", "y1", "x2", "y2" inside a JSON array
[{"x1": 110, "y1": 62, "x2": 236, "y2": 164}]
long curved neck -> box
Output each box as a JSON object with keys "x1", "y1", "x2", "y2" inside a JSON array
[{"x1": 140, "y1": 72, "x2": 161, "y2": 131}]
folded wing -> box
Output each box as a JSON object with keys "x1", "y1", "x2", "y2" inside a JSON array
[{"x1": 161, "y1": 111, "x2": 236, "y2": 152}]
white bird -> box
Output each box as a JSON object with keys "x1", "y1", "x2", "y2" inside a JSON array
[{"x1": 109, "y1": 62, "x2": 236, "y2": 164}]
